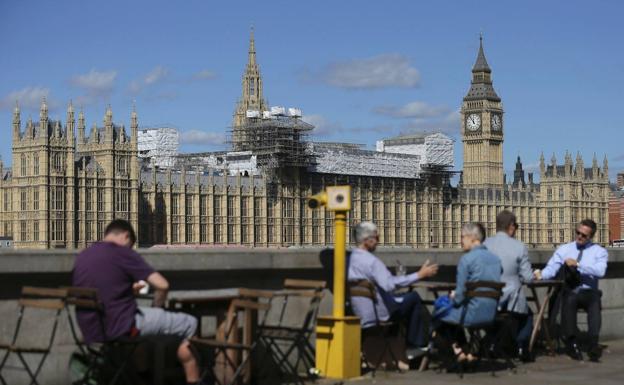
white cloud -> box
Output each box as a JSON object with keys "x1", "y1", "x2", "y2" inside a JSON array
[
  {"x1": 374, "y1": 101, "x2": 449, "y2": 119},
  {"x1": 304, "y1": 113, "x2": 395, "y2": 138},
  {"x1": 144, "y1": 66, "x2": 169, "y2": 85},
  {"x1": 0, "y1": 86, "x2": 56, "y2": 111},
  {"x1": 70, "y1": 69, "x2": 117, "y2": 95},
  {"x1": 179, "y1": 130, "x2": 225, "y2": 145},
  {"x1": 311, "y1": 54, "x2": 421, "y2": 89},
  {"x1": 193, "y1": 69, "x2": 216, "y2": 80},
  {"x1": 128, "y1": 66, "x2": 170, "y2": 94},
  {"x1": 402, "y1": 110, "x2": 461, "y2": 135},
  {"x1": 303, "y1": 114, "x2": 342, "y2": 136}
]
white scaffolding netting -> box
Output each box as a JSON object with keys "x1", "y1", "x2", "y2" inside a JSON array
[
  {"x1": 375, "y1": 132, "x2": 454, "y2": 167},
  {"x1": 309, "y1": 142, "x2": 422, "y2": 179},
  {"x1": 138, "y1": 127, "x2": 180, "y2": 168}
]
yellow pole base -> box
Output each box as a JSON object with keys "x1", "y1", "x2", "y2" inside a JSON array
[{"x1": 315, "y1": 315, "x2": 361, "y2": 379}]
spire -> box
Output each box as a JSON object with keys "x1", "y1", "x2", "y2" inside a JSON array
[
  {"x1": 464, "y1": 34, "x2": 500, "y2": 102},
  {"x1": 54, "y1": 120, "x2": 62, "y2": 138},
  {"x1": 67, "y1": 100, "x2": 75, "y2": 144},
  {"x1": 472, "y1": 33, "x2": 492, "y2": 73},
  {"x1": 248, "y1": 25, "x2": 256, "y2": 66},
  {"x1": 26, "y1": 116, "x2": 34, "y2": 139},
  {"x1": 564, "y1": 150, "x2": 573, "y2": 176},
  {"x1": 90, "y1": 122, "x2": 99, "y2": 143},
  {"x1": 104, "y1": 104, "x2": 113, "y2": 142},
  {"x1": 539, "y1": 152, "x2": 546, "y2": 175},
  {"x1": 575, "y1": 152, "x2": 584, "y2": 176},
  {"x1": 13, "y1": 100, "x2": 21, "y2": 141},
  {"x1": 78, "y1": 107, "x2": 86, "y2": 144},
  {"x1": 40, "y1": 97, "x2": 48, "y2": 121},
  {"x1": 130, "y1": 101, "x2": 138, "y2": 144},
  {"x1": 603, "y1": 155, "x2": 609, "y2": 179},
  {"x1": 513, "y1": 156, "x2": 525, "y2": 187}
]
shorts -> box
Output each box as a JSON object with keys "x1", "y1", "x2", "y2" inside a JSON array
[{"x1": 135, "y1": 307, "x2": 198, "y2": 339}]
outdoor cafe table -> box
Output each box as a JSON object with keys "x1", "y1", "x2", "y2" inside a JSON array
[
  {"x1": 410, "y1": 280, "x2": 456, "y2": 302},
  {"x1": 526, "y1": 279, "x2": 563, "y2": 354},
  {"x1": 167, "y1": 288, "x2": 272, "y2": 384}
]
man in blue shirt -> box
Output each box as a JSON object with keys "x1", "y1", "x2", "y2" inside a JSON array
[
  {"x1": 535, "y1": 219, "x2": 608, "y2": 361},
  {"x1": 348, "y1": 222, "x2": 439, "y2": 360}
]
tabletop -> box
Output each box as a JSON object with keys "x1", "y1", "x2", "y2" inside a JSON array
[{"x1": 526, "y1": 280, "x2": 563, "y2": 289}]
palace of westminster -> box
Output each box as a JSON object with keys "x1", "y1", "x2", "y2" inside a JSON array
[{"x1": 0, "y1": 32, "x2": 611, "y2": 249}]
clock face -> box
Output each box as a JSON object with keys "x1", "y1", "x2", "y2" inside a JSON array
[
  {"x1": 466, "y1": 114, "x2": 481, "y2": 131},
  {"x1": 491, "y1": 114, "x2": 502, "y2": 130}
]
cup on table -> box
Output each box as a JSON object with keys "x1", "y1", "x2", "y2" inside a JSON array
[{"x1": 396, "y1": 260, "x2": 407, "y2": 277}]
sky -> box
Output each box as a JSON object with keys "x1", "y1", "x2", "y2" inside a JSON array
[{"x1": 1, "y1": 0, "x2": 623, "y2": 180}]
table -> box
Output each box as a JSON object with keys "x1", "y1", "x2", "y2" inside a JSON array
[
  {"x1": 168, "y1": 288, "x2": 272, "y2": 384},
  {"x1": 410, "y1": 281, "x2": 456, "y2": 300},
  {"x1": 526, "y1": 280, "x2": 563, "y2": 354}
]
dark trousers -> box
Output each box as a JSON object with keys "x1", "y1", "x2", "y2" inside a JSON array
[
  {"x1": 511, "y1": 311, "x2": 533, "y2": 348},
  {"x1": 383, "y1": 291, "x2": 430, "y2": 348},
  {"x1": 562, "y1": 289, "x2": 602, "y2": 346}
]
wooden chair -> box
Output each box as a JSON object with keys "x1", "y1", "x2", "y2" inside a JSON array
[
  {"x1": 0, "y1": 286, "x2": 68, "y2": 385},
  {"x1": 257, "y1": 279, "x2": 326, "y2": 383},
  {"x1": 191, "y1": 291, "x2": 274, "y2": 385},
  {"x1": 347, "y1": 280, "x2": 405, "y2": 373}
]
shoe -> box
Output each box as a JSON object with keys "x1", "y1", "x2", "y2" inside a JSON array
[
  {"x1": 406, "y1": 346, "x2": 428, "y2": 360},
  {"x1": 566, "y1": 342, "x2": 583, "y2": 361},
  {"x1": 587, "y1": 344, "x2": 602, "y2": 362},
  {"x1": 518, "y1": 347, "x2": 534, "y2": 363}
]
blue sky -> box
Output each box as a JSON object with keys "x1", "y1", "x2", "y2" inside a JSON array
[{"x1": 1, "y1": 0, "x2": 623, "y2": 179}]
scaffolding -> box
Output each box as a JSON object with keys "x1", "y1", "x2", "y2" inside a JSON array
[{"x1": 229, "y1": 115, "x2": 315, "y2": 171}]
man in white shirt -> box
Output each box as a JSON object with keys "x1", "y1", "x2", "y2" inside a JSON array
[
  {"x1": 348, "y1": 222, "x2": 438, "y2": 359},
  {"x1": 535, "y1": 219, "x2": 608, "y2": 361}
]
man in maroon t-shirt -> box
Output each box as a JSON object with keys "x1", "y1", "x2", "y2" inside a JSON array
[{"x1": 73, "y1": 219, "x2": 202, "y2": 385}]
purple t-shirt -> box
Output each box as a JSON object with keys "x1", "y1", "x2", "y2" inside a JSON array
[{"x1": 72, "y1": 241, "x2": 154, "y2": 343}]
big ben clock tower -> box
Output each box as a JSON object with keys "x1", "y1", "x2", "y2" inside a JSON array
[{"x1": 461, "y1": 36, "x2": 504, "y2": 188}]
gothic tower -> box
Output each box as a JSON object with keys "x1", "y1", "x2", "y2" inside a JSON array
[
  {"x1": 461, "y1": 35, "x2": 504, "y2": 188},
  {"x1": 232, "y1": 27, "x2": 268, "y2": 151}
]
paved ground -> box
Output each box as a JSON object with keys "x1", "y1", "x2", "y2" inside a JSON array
[{"x1": 317, "y1": 339, "x2": 624, "y2": 385}]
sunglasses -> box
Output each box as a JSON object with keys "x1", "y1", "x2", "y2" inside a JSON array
[{"x1": 575, "y1": 230, "x2": 591, "y2": 239}]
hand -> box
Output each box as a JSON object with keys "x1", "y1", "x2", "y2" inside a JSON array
[
  {"x1": 533, "y1": 269, "x2": 542, "y2": 280},
  {"x1": 449, "y1": 290, "x2": 456, "y2": 299},
  {"x1": 564, "y1": 258, "x2": 578, "y2": 268},
  {"x1": 418, "y1": 259, "x2": 439, "y2": 279},
  {"x1": 133, "y1": 281, "x2": 147, "y2": 296}
]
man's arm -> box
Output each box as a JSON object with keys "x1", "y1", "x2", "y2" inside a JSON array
[
  {"x1": 579, "y1": 248, "x2": 608, "y2": 278},
  {"x1": 146, "y1": 272, "x2": 170, "y2": 308},
  {"x1": 518, "y1": 245, "x2": 534, "y2": 283},
  {"x1": 541, "y1": 247, "x2": 565, "y2": 280}
]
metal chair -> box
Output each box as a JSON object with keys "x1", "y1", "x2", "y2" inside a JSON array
[
  {"x1": 0, "y1": 286, "x2": 68, "y2": 385},
  {"x1": 256, "y1": 279, "x2": 326, "y2": 382},
  {"x1": 191, "y1": 293, "x2": 273, "y2": 385},
  {"x1": 64, "y1": 286, "x2": 144, "y2": 385},
  {"x1": 456, "y1": 281, "x2": 507, "y2": 377},
  {"x1": 347, "y1": 279, "x2": 404, "y2": 373}
]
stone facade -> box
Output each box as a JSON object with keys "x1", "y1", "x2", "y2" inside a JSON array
[{"x1": 0, "y1": 33, "x2": 611, "y2": 249}]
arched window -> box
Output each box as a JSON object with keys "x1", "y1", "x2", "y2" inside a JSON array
[
  {"x1": 33, "y1": 153, "x2": 39, "y2": 175},
  {"x1": 118, "y1": 157, "x2": 127, "y2": 174},
  {"x1": 53, "y1": 153, "x2": 63, "y2": 172},
  {"x1": 20, "y1": 154, "x2": 27, "y2": 176}
]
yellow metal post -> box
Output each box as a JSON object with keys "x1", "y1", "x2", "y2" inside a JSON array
[
  {"x1": 311, "y1": 186, "x2": 361, "y2": 379},
  {"x1": 333, "y1": 211, "x2": 346, "y2": 318}
]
